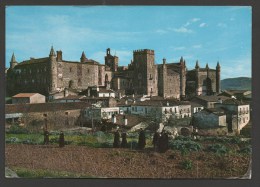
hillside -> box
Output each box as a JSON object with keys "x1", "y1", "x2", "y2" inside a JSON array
[{"x1": 221, "y1": 77, "x2": 251, "y2": 91}]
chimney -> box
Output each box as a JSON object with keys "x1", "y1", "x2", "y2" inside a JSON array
[
  {"x1": 56, "y1": 50, "x2": 62, "y2": 62},
  {"x1": 123, "y1": 115, "x2": 127, "y2": 126},
  {"x1": 64, "y1": 88, "x2": 69, "y2": 97},
  {"x1": 112, "y1": 114, "x2": 116, "y2": 123},
  {"x1": 167, "y1": 101, "x2": 169, "y2": 106},
  {"x1": 125, "y1": 99, "x2": 128, "y2": 105}
]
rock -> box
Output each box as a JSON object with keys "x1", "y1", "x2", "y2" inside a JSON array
[{"x1": 5, "y1": 167, "x2": 19, "y2": 178}]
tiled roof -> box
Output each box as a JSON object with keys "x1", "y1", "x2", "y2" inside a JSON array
[
  {"x1": 5, "y1": 102, "x2": 91, "y2": 114},
  {"x1": 12, "y1": 93, "x2": 40, "y2": 98},
  {"x1": 222, "y1": 99, "x2": 245, "y2": 105},
  {"x1": 16, "y1": 57, "x2": 49, "y2": 66},
  {"x1": 201, "y1": 108, "x2": 225, "y2": 116},
  {"x1": 194, "y1": 95, "x2": 230, "y2": 102},
  {"x1": 55, "y1": 95, "x2": 86, "y2": 100},
  {"x1": 107, "y1": 114, "x2": 149, "y2": 127},
  {"x1": 98, "y1": 88, "x2": 115, "y2": 93}
]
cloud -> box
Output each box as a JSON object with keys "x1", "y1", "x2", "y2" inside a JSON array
[
  {"x1": 191, "y1": 18, "x2": 200, "y2": 22},
  {"x1": 155, "y1": 29, "x2": 168, "y2": 35},
  {"x1": 173, "y1": 46, "x2": 186, "y2": 51},
  {"x1": 221, "y1": 56, "x2": 251, "y2": 79},
  {"x1": 171, "y1": 27, "x2": 193, "y2": 33},
  {"x1": 199, "y1": 23, "x2": 206, "y2": 27},
  {"x1": 184, "y1": 22, "x2": 191, "y2": 27},
  {"x1": 192, "y1": 45, "x2": 202, "y2": 49},
  {"x1": 217, "y1": 23, "x2": 227, "y2": 28}
]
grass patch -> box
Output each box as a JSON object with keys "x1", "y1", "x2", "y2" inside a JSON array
[{"x1": 13, "y1": 167, "x2": 95, "y2": 178}]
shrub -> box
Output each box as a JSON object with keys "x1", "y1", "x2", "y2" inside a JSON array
[
  {"x1": 7, "y1": 125, "x2": 29, "y2": 134},
  {"x1": 6, "y1": 137, "x2": 20, "y2": 143},
  {"x1": 207, "y1": 144, "x2": 229, "y2": 154},
  {"x1": 238, "y1": 145, "x2": 252, "y2": 154},
  {"x1": 169, "y1": 140, "x2": 202, "y2": 153},
  {"x1": 181, "y1": 159, "x2": 193, "y2": 170}
]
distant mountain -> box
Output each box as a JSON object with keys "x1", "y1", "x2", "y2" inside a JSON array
[{"x1": 221, "y1": 77, "x2": 251, "y2": 91}]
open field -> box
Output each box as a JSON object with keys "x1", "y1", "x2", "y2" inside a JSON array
[{"x1": 5, "y1": 143, "x2": 250, "y2": 178}]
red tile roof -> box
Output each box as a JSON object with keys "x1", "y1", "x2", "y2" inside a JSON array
[{"x1": 12, "y1": 93, "x2": 40, "y2": 98}]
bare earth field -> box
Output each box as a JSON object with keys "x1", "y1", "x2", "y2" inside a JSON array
[{"x1": 5, "y1": 144, "x2": 250, "y2": 178}]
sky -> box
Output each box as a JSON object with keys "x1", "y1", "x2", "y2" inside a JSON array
[{"x1": 6, "y1": 6, "x2": 251, "y2": 79}]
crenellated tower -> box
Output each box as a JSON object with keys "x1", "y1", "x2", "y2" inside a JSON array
[
  {"x1": 132, "y1": 49, "x2": 158, "y2": 96},
  {"x1": 105, "y1": 48, "x2": 118, "y2": 72}
]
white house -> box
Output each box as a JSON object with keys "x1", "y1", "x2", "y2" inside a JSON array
[
  {"x1": 83, "y1": 107, "x2": 120, "y2": 121},
  {"x1": 215, "y1": 99, "x2": 250, "y2": 133}
]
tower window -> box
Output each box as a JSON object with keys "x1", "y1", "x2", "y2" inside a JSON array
[{"x1": 70, "y1": 67, "x2": 72, "y2": 72}]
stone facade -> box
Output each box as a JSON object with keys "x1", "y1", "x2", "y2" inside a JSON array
[
  {"x1": 7, "y1": 46, "x2": 220, "y2": 100},
  {"x1": 186, "y1": 61, "x2": 221, "y2": 97}
]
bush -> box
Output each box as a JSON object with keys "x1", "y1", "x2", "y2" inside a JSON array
[
  {"x1": 169, "y1": 140, "x2": 202, "y2": 153},
  {"x1": 207, "y1": 144, "x2": 229, "y2": 154},
  {"x1": 238, "y1": 145, "x2": 252, "y2": 154},
  {"x1": 7, "y1": 125, "x2": 29, "y2": 134},
  {"x1": 181, "y1": 159, "x2": 193, "y2": 170},
  {"x1": 175, "y1": 135, "x2": 193, "y2": 141},
  {"x1": 6, "y1": 137, "x2": 20, "y2": 143}
]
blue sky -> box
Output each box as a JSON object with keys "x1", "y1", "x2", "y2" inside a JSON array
[{"x1": 6, "y1": 6, "x2": 251, "y2": 79}]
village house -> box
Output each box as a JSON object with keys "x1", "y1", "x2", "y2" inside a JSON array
[
  {"x1": 5, "y1": 102, "x2": 91, "y2": 128},
  {"x1": 85, "y1": 85, "x2": 116, "y2": 98},
  {"x1": 215, "y1": 98, "x2": 250, "y2": 133},
  {"x1": 83, "y1": 106, "x2": 120, "y2": 122},
  {"x1": 191, "y1": 95, "x2": 230, "y2": 108},
  {"x1": 193, "y1": 108, "x2": 227, "y2": 129},
  {"x1": 12, "y1": 93, "x2": 46, "y2": 104}
]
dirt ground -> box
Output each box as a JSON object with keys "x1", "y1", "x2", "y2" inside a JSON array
[{"x1": 5, "y1": 144, "x2": 250, "y2": 178}]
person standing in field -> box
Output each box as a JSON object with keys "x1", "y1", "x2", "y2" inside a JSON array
[
  {"x1": 43, "y1": 129, "x2": 49, "y2": 145},
  {"x1": 59, "y1": 131, "x2": 65, "y2": 148},
  {"x1": 138, "y1": 128, "x2": 146, "y2": 150},
  {"x1": 152, "y1": 131, "x2": 160, "y2": 151},
  {"x1": 121, "y1": 132, "x2": 128, "y2": 148},
  {"x1": 113, "y1": 130, "x2": 120, "y2": 148}
]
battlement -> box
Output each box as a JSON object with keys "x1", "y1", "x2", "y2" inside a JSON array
[{"x1": 133, "y1": 49, "x2": 154, "y2": 55}]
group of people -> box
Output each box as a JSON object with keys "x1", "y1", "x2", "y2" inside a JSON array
[
  {"x1": 113, "y1": 128, "x2": 147, "y2": 149},
  {"x1": 43, "y1": 130, "x2": 65, "y2": 148},
  {"x1": 113, "y1": 128, "x2": 169, "y2": 153},
  {"x1": 113, "y1": 130, "x2": 128, "y2": 148}
]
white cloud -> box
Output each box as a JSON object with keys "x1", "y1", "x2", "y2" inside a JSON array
[
  {"x1": 199, "y1": 23, "x2": 206, "y2": 27},
  {"x1": 191, "y1": 18, "x2": 200, "y2": 22},
  {"x1": 155, "y1": 29, "x2": 168, "y2": 35},
  {"x1": 171, "y1": 27, "x2": 193, "y2": 33},
  {"x1": 217, "y1": 23, "x2": 227, "y2": 28},
  {"x1": 221, "y1": 56, "x2": 251, "y2": 79},
  {"x1": 184, "y1": 22, "x2": 191, "y2": 27},
  {"x1": 173, "y1": 46, "x2": 186, "y2": 51},
  {"x1": 192, "y1": 45, "x2": 202, "y2": 49}
]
